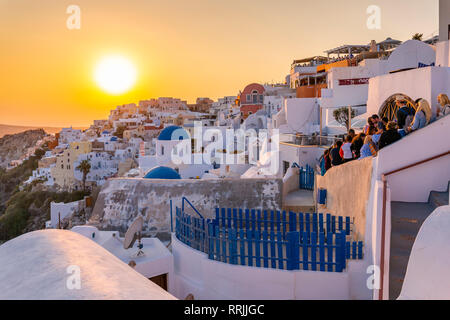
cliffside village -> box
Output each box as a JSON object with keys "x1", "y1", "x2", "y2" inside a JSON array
[{"x1": 2, "y1": 6, "x2": 450, "y2": 300}]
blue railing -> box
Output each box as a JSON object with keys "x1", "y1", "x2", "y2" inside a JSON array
[
  {"x1": 299, "y1": 165, "x2": 315, "y2": 190},
  {"x1": 181, "y1": 196, "x2": 204, "y2": 219},
  {"x1": 212, "y1": 208, "x2": 352, "y2": 239},
  {"x1": 175, "y1": 207, "x2": 364, "y2": 273}
]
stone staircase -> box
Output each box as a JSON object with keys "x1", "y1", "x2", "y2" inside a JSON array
[{"x1": 389, "y1": 181, "x2": 449, "y2": 300}]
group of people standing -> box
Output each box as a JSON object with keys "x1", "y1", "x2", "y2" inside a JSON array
[{"x1": 323, "y1": 93, "x2": 450, "y2": 171}]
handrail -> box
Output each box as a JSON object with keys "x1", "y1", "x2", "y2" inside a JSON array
[
  {"x1": 182, "y1": 197, "x2": 204, "y2": 219},
  {"x1": 378, "y1": 150, "x2": 450, "y2": 300}
]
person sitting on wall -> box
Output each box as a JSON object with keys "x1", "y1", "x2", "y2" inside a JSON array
[
  {"x1": 330, "y1": 141, "x2": 343, "y2": 167},
  {"x1": 351, "y1": 133, "x2": 366, "y2": 159},
  {"x1": 359, "y1": 136, "x2": 377, "y2": 159},
  {"x1": 379, "y1": 121, "x2": 402, "y2": 150},
  {"x1": 437, "y1": 93, "x2": 450, "y2": 119},
  {"x1": 396, "y1": 98, "x2": 415, "y2": 134},
  {"x1": 407, "y1": 99, "x2": 432, "y2": 133}
]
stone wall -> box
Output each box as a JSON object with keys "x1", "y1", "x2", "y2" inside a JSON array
[
  {"x1": 90, "y1": 178, "x2": 283, "y2": 241},
  {"x1": 317, "y1": 157, "x2": 373, "y2": 241}
]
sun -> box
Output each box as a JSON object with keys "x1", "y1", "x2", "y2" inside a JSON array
[{"x1": 94, "y1": 55, "x2": 137, "y2": 95}]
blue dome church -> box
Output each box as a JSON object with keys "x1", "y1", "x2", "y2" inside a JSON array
[{"x1": 144, "y1": 166, "x2": 181, "y2": 179}]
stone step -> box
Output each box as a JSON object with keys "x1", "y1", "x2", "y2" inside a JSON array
[
  {"x1": 389, "y1": 250, "x2": 411, "y2": 277},
  {"x1": 390, "y1": 232, "x2": 417, "y2": 252},
  {"x1": 389, "y1": 272, "x2": 406, "y2": 300},
  {"x1": 429, "y1": 191, "x2": 449, "y2": 210},
  {"x1": 391, "y1": 217, "x2": 423, "y2": 235},
  {"x1": 389, "y1": 201, "x2": 435, "y2": 300}
]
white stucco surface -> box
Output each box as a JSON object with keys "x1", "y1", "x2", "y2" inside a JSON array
[
  {"x1": 70, "y1": 225, "x2": 174, "y2": 291},
  {"x1": 386, "y1": 40, "x2": 435, "y2": 73},
  {"x1": 0, "y1": 230, "x2": 176, "y2": 300},
  {"x1": 374, "y1": 115, "x2": 450, "y2": 202},
  {"x1": 399, "y1": 206, "x2": 450, "y2": 300},
  {"x1": 171, "y1": 234, "x2": 356, "y2": 300}
]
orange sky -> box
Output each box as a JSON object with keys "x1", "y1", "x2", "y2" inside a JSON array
[{"x1": 0, "y1": 0, "x2": 439, "y2": 127}]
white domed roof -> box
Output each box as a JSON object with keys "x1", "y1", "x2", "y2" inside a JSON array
[
  {"x1": 0, "y1": 230, "x2": 176, "y2": 300},
  {"x1": 387, "y1": 40, "x2": 436, "y2": 73}
]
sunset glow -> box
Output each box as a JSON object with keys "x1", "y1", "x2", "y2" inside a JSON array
[{"x1": 94, "y1": 56, "x2": 137, "y2": 95}]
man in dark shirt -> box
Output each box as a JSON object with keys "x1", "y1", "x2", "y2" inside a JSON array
[
  {"x1": 330, "y1": 141, "x2": 343, "y2": 166},
  {"x1": 379, "y1": 122, "x2": 402, "y2": 150},
  {"x1": 396, "y1": 98, "x2": 415, "y2": 130}
]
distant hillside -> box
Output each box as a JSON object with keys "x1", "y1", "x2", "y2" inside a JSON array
[
  {"x1": 0, "y1": 129, "x2": 47, "y2": 168},
  {"x1": 0, "y1": 124, "x2": 87, "y2": 138}
]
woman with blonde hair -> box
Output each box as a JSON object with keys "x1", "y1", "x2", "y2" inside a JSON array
[
  {"x1": 408, "y1": 99, "x2": 431, "y2": 132},
  {"x1": 437, "y1": 93, "x2": 450, "y2": 117},
  {"x1": 359, "y1": 135, "x2": 378, "y2": 159}
]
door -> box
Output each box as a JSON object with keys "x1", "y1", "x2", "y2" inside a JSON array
[{"x1": 149, "y1": 274, "x2": 168, "y2": 291}]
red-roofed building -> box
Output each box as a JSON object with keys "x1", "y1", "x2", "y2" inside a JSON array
[{"x1": 238, "y1": 83, "x2": 265, "y2": 119}]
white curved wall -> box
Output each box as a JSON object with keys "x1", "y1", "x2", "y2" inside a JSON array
[
  {"x1": 387, "y1": 40, "x2": 436, "y2": 73},
  {"x1": 399, "y1": 206, "x2": 450, "y2": 300}
]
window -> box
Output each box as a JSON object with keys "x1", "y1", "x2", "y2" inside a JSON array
[
  {"x1": 161, "y1": 146, "x2": 164, "y2": 155},
  {"x1": 246, "y1": 94, "x2": 251, "y2": 102}
]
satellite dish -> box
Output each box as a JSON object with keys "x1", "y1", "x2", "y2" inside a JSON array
[{"x1": 123, "y1": 216, "x2": 144, "y2": 250}]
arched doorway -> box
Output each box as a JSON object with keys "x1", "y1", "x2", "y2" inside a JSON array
[{"x1": 379, "y1": 94, "x2": 416, "y2": 121}]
